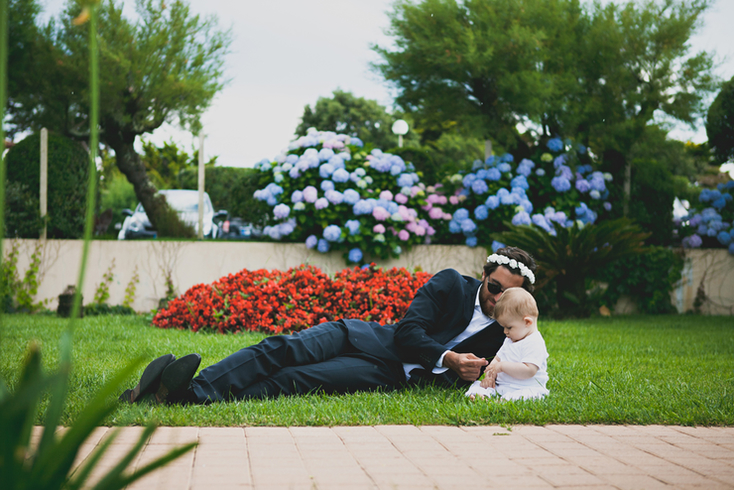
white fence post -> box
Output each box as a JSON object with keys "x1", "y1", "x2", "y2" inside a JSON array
[
  {"x1": 40, "y1": 128, "x2": 48, "y2": 239},
  {"x1": 197, "y1": 132, "x2": 205, "y2": 240}
]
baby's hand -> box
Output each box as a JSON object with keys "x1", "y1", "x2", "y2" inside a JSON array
[{"x1": 480, "y1": 358, "x2": 501, "y2": 388}]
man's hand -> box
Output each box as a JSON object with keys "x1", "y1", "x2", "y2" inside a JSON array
[{"x1": 443, "y1": 352, "x2": 488, "y2": 381}]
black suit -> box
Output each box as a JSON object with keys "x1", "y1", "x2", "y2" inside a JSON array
[{"x1": 189, "y1": 269, "x2": 506, "y2": 402}]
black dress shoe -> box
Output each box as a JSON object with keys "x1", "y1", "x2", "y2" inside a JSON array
[
  {"x1": 119, "y1": 354, "x2": 176, "y2": 404},
  {"x1": 154, "y1": 353, "x2": 202, "y2": 405}
]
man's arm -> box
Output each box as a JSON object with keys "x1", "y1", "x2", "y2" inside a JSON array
[{"x1": 393, "y1": 269, "x2": 469, "y2": 369}]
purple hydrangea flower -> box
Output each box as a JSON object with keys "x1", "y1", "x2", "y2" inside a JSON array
[
  {"x1": 348, "y1": 248, "x2": 363, "y2": 263},
  {"x1": 320, "y1": 180, "x2": 335, "y2": 192},
  {"x1": 317, "y1": 238, "x2": 330, "y2": 253},
  {"x1": 604, "y1": 202, "x2": 612, "y2": 211},
  {"x1": 449, "y1": 220, "x2": 462, "y2": 234},
  {"x1": 576, "y1": 179, "x2": 591, "y2": 193},
  {"x1": 474, "y1": 205, "x2": 489, "y2": 220},
  {"x1": 343, "y1": 189, "x2": 360, "y2": 205},
  {"x1": 323, "y1": 225, "x2": 342, "y2": 242},
  {"x1": 512, "y1": 211, "x2": 532, "y2": 226},
  {"x1": 551, "y1": 176, "x2": 571, "y2": 192},
  {"x1": 466, "y1": 236, "x2": 478, "y2": 247},
  {"x1": 273, "y1": 203, "x2": 290, "y2": 219},
  {"x1": 472, "y1": 179, "x2": 489, "y2": 195},
  {"x1": 682, "y1": 234, "x2": 702, "y2": 248},
  {"x1": 305, "y1": 235, "x2": 318, "y2": 249},
  {"x1": 487, "y1": 168, "x2": 501, "y2": 181},
  {"x1": 454, "y1": 208, "x2": 470, "y2": 222},
  {"x1": 547, "y1": 138, "x2": 563, "y2": 152},
  {"x1": 461, "y1": 219, "x2": 477, "y2": 235},
  {"x1": 332, "y1": 168, "x2": 350, "y2": 183},
  {"x1": 486, "y1": 195, "x2": 500, "y2": 209},
  {"x1": 345, "y1": 220, "x2": 361, "y2": 235},
  {"x1": 325, "y1": 190, "x2": 344, "y2": 205},
  {"x1": 491, "y1": 240, "x2": 505, "y2": 252},
  {"x1": 497, "y1": 163, "x2": 512, "y2": 173}
]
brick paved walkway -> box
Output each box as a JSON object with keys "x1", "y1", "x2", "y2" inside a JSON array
[{"x1": 58, "y1": 425, "x2": 734, "y2": 489}]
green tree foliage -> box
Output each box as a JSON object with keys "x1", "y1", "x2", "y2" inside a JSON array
[
  {"x1": 178, "y1": 166, "x2": 269, "y2": 226},
  {"x1": 7, "y1": 0, "x2": 231, "y2": 237},
  {"x1": 375, "y1": 0, "x2": 717, "y2": 211},
  {"x1": 140, "y1": 138, "x2": 216, "y2": 190},
  {"x1": 373, "y1": 0, "x2": 585, "y2": 147},
  {"x1": 295, "y1": 90, "x2": 418, "y2": 151},
  {"x1": 706, "y1": 76, "x2": 734, "y2": 164},
  {"x1": 573, "y1": 0, "x2": 716, "y2": 194},
  {"x1": 4, "y1": 132, "x2": 89, "y2": 238}
]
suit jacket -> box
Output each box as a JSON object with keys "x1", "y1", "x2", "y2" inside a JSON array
[{"x1": 341, "y1": 269, "x2": 506, "y2": 387}]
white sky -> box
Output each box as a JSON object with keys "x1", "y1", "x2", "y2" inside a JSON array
[{"x1": 39, "y1": 0, "x2": 734, "y2": 169}]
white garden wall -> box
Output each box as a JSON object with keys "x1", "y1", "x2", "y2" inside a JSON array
[{"x1": 5, "y1": 239, "x2": 733, "y2": 315}]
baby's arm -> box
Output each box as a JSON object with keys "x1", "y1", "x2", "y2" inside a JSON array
[{"x1": 496, "y1": 361, "x2": 538, "y2": 380}]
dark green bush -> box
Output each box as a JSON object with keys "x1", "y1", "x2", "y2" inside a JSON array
[
  {"x1": 596, "y1": 246, "x2": 685, "y2": 314},
  {"x1": 628, "y1": 160, "x2": 677, "y2": 246},
  {"x1": 178, "y1": 166, "x2": 269, "y2": 227},
  {"x1": 5, "y1": 132, "x2": 90, "y2": 238},
  {"x1": 83, "y1": 303, "x2": 136, "y2": 316}
]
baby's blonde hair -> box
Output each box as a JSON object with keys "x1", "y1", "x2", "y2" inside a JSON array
[{"x1": 494, "y1": 287, "x2": 539, "y2": 320}]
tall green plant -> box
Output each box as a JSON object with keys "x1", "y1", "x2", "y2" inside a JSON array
[
  {"x1": 494, "y1": 218, "x2": 650, "y2": 317},
  {"x1": 0, "y1": 336, "x2": 195, "y2": 490},
  {"x1": 0, "y1": 2, "x2": 195, "y2": 488}
]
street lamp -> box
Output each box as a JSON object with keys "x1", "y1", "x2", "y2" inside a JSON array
[{"x1": 392, "y1": 119, "x2": 409, "y2": 148}]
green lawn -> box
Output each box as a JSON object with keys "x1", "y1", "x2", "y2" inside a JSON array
[{"x1": 1, "y1": 314, "x2": 732, "y2": 427}]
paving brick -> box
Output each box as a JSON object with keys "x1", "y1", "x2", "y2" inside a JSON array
[{"x1": 599, "y1": 474, "x2": 670, "y2": 490}]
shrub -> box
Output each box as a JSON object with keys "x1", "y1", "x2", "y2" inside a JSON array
[
  {"x1": 252, "y1": 131, "x2": 613, "y2": 264},
  {"x1": 151, "y1": 264, "x2": 432, "y2": 334},
  {"x1": 5, "y1": 132, "x2": 90, "y2": 238},
  {"x1": 493, "y1": 218, "x2": 651, "y2": 318},
  {"x1": 596, "y1": 246, "x2": 685, "y2": 314}
]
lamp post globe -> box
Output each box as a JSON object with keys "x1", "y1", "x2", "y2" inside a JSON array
[{"x1": 392, "y1": 119, "x2": 409, "y2": 147}]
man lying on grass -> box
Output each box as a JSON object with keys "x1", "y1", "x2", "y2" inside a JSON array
[
  {"x1": 119, "y1": 246, "x2": 538, "y2": 405},
  {"x1": 465, "y1": 287, "x2": 549, "y2": 401}
]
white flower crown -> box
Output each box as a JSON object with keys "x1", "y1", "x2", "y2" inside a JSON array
[{"x1": 486, "y1": 253, "x2": 536, "y2": 284}]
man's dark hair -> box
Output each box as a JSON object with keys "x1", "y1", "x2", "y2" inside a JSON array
[{"x1": 482, "y1": 246, "x2": 537, "y2": 293}]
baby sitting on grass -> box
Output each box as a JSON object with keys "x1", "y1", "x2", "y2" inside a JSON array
[{"x1": 466, "y1": 287, "x2": 549, "y2": 401}]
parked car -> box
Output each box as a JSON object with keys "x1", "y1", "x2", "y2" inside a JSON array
[
  {"x1": 118, "y1": 189, "x2": 227, "y2": 240},
  {"x1": 217, "y1": 215, "x2": 261, "y2": 240}
]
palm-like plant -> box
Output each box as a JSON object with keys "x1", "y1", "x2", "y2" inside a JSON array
[{"x1": 494, "y1": 218, "x2": 651, "y2": 317}]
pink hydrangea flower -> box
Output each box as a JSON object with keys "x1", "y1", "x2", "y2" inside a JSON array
[
  {"x1": 449, "y1": 196, "x2": 459, "y2": 205},
  {"x1": 398, "y1": 230, "x2": 410, "y2": 241},
  {"x1": 372, "y1": 207, "x2": 391, "y2": 221},
  {"x1": 414, "y1": 225, "x2": 426, "y2": 236},
  {"x1": 379, "y1": 190, "x2": 394, "y2": 201},
  {"x1": 428, "y1": 207, "x2": 444, "y2": 220},
  {"x1": 314, "y1": 198, "x2": 329, "y2": 210},
  {"x1": 422, "y1": 203, "x2": 433, "y2": 211},
  {"x1": 373, "y1": 224, "x2": 386, "y2": 234},
  {"x1": 395, "y1": 193, "x2": 408, "y2": 204},
  {"x1": 303, "y1": 186, "x2": 318, "y2": 203}
]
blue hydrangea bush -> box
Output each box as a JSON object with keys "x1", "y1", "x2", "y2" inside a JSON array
[
  {"x1": 253, "y1": 131, "x2": 615, "y2": 263},
  {"x1": 676, "y1": 181, "x2": 734, "y2": 255}
]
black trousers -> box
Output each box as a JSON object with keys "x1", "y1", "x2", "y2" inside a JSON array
[{"x1": 190, "y1": 321, "x2": 405, "y2": 402}]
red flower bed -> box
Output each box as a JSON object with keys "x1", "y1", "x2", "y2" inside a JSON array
[{"x1": 152, "y1": 264, "x2": 433, "y2": 334}]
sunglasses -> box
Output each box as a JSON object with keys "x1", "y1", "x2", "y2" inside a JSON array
[{"x1": 485, "y1": 280, "x2": 505, "y2": 295}]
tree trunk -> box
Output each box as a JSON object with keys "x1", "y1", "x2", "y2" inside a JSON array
[{"x1": 106, "y1": 130, "x2": 193, "y2": 238}]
